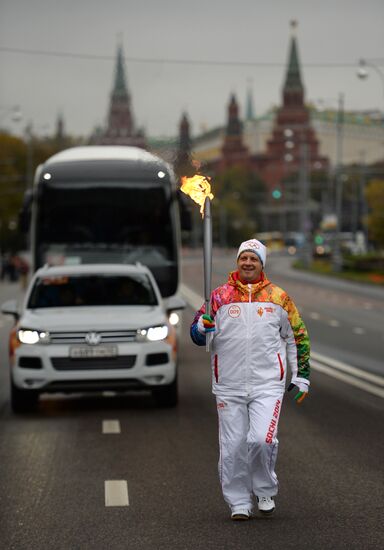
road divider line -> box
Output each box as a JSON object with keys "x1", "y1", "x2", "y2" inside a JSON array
[
  {"x1": 311, "y1": 351, "x2": 384, "y2": 386},
  {"x1": 105, "y1": 480, "x2": 129, "y2": 507},
  {"x1": 181, "y1": 283, "x2": 384, "y2": 399},
  {"x1": 311, "y1": 360, "x2": 384, "y2": 399},
  {"x1": 180, "y1": 283, "x2": 203, "y2": 311},
  {"x1": 102, "y1": 420, "x2": 121, "y2": 434},
  {"x1": 309, "y1": 312, "x2": 320, "y2": 320}
]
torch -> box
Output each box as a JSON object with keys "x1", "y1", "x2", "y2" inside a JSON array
[
  {"x1": 181, "y1": 175, "x2": 214, "y2": 352},
  {"x1": 203, "y1": 196, "x2": 212, "y2": 352}
]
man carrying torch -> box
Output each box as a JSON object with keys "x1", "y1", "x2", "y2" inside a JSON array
[{"x1": 190, "y1": 239, "x2": 311, "y2": 521}]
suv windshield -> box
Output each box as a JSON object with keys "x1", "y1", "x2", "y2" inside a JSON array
[{"x1": 28, "y1": 274, "x2": 158, "y2": 308}]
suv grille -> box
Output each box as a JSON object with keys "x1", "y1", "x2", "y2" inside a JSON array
[
  {"x1": 51, "y1": 356, "x2": 136, "y2": 370},
  {"x1": 49, "y1": 330, "x2": 137, "y2": 344}
]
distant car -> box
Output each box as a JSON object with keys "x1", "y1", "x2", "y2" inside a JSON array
[{"x1": 1, "y1": 264, "x2": 185, "y2": 412}]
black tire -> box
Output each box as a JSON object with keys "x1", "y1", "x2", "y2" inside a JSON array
[
  {"x1": 152, "y1": 376, "x2": 178, "y2": 408},
  {"x1": 10, "y1": 379, "x2": 39, "y2": 413}
]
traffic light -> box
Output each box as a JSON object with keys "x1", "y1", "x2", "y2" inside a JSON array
[{"x1": 272, "y1": 188, "x2": 282, "y2": 200}]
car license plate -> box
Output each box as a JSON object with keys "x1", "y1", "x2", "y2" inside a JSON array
[{"x1": 70, "y1": 345, "x2": 118, "y2": 359}]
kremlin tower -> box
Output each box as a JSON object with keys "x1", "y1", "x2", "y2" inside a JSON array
[{"x1": 94, "y1": 44, "x2": 147, "y2": 148}]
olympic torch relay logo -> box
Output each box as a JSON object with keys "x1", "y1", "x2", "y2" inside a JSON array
[{"x1": 228, "y1": 305, "x2": 241, "y2": 318}]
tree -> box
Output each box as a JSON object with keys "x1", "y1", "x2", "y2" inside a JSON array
[
  {"x1": 0, "y1": 133, "x2": 27, "y2": 252},
  {"x1": 365, "y1": 179, "x2": 384, "y2": 247},
  {"x1": 0, "y1": 130, "x2": 77, "y2": 252},
  {"x1": 213, "y1": 166, "x2": 267, "y2": 246}
]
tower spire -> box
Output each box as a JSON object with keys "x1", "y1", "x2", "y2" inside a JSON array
[
  {"x1": 113, "y1": 43, "x2": 129, "y2": 98},
  {"x1": 245, "y1": 80, "x2": 255, "y2": 121},
  {"x1": 221, "y1": 93, "x2": 249, "y2": 163},
  {"x1": 226, "y1": 94, "x2": 242, "y2": 137},
  {"x1": 174, "y1": 112, "x2": 194, "y2": 178},
  {"x1": 283, "y1": 20, "x2": 303, "y2": 92},
  {"x1": 93, "y1": 41, "x2": 146, "y2": 148}
]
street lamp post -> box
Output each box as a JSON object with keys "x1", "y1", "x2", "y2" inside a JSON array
[
  {"x1": 332, "y1": 93, "x2": 345, "y2": 272},
  {"x1": 298, "y1": 139, "x2": 312, "y2": 267},
  {"x1": 357, "y1": 59, "x2": 384, "y2": 108},
  {"x1": 0, "y1": 105, "x2": 22, "y2": 129},
  {"x1": 356, "y1": 58, "x2": 384, "y2": 252}
]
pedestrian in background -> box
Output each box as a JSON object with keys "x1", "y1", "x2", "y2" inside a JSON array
[{"x1": 190, "y1": 239, "x2": 310, "y2": 520}]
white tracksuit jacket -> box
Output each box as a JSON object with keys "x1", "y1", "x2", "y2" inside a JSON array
[{"x1": 191, "y1": 271, "x2": 310, "y2": 510}]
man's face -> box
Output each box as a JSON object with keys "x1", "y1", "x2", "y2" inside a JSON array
[{"x1": 237, "y1": 251, "x2": 263, "y2": 282}]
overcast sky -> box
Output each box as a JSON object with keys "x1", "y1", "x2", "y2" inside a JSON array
[{"x1": 1, "y1": 0, "x2": 383, "y2": 139}]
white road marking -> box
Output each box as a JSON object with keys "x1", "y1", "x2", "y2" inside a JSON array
[
  {"x1": 311, "y1": 351, "x2": 384, "y2": 387},
  {"x1": 311, "y1": 361, "x2": 384, "y2": 399},
  {"x1": 329, "y1": 320, "x2": 340, "y2": 327},
  {"x1": 102, "y1": 420, "x2": 121, "y2": 434},
  {"x1": 180, "y1": 283, "x2": 203, "y2": 311},
  {"x1": 181, "y1": 283, "x2": 384, "y2": 399},
  {"x1": 353, "y1": 327, "x2": 365, "y2": 335},
  {"x1": 105, "y1": 480, "x2": 129, "y2": 507},
  {"x1": 311, "y1": 352, "x2": 384, "y2": 398},
  {"x1": 309, "y1": 312, "x2": 320, "y2": 320}
]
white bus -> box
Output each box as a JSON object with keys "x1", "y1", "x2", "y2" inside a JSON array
[{"x1": 21, "y1": 146, "x2": 187, "y2": 299}]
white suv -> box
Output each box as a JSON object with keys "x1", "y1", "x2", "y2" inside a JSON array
[{"x1": 1, "y1": 264, "x2": 184, "y2": 412}]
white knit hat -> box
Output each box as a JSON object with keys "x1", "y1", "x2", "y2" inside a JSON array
[{"x1": 237, "y1": 239, "x2": 267, "y2": 267}]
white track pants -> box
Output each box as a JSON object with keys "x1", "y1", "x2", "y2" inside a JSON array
[{"x1": 216, "y1": 392, "x2": 284, "y2": 511}]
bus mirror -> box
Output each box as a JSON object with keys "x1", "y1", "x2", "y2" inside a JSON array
[
  {"x1": 18, "y1": 190, "x2": 33, "y2": 233},
  {"x1": 166, "y1": 295, "x2": 186, "y2": 313},
  {"x1": 1, "y1": 299, "x2": 20, "y2": 321}
]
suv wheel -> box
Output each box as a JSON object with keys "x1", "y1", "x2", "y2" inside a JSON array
[
  {"x1": 152, "y1": 376, "x2": 178, "y2": 408},
  {"x1": 10, "y1": 379, "x2": 39, "y2": 413}
]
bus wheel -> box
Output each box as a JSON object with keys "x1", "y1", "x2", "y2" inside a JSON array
[
  {"x1": 10, "y1": 379, "x2": 39, "y2": 413},
  {"x1": 152, "y1": 377, "x2": 178, "y2": 408}
]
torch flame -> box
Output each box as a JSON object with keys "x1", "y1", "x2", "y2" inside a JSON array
[{"x1": 180, "y1": 174, "x2": 214, "y2": 216}]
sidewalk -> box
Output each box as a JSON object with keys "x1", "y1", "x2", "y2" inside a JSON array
[
  {"x1": 272, "y1": 254, "x2": 384, "y2": 300},
  {"x1": 0, "y1": 280, "x2": 23, "y2": 305}
]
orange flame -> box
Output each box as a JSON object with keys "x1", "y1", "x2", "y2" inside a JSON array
[{"x1": 180, "y1": 175, "x2": 214, "y2": 216}]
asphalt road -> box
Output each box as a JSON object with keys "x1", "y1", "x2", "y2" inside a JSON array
[{"x1": 0, "y1": 257, "x2": 383, "y2": 550}]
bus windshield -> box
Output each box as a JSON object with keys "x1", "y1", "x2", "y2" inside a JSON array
[
  {"x1": 36, "y1": 182, "x2": 178, "y2": 296},
  {"x1": 38, "y1": 183, "x2": 172, "y2": 247}
]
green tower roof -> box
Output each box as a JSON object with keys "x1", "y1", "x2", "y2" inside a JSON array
[
  {"x1": 113, "y1": 45, "x2": 128, "y2": 97},
  {"x1": 283, "y1": 34, "x2": 303, "y2": 91}
]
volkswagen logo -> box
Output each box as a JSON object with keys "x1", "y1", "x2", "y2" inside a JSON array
[{"x1": 85, "y1": 332, "x2": 101, "y2": 346}]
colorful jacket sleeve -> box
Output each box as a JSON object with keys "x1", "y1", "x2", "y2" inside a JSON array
[{"x1": 280, "y1": 296, "x2": 310, "y2": 382}]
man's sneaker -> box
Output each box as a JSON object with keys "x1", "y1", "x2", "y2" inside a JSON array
[
  {"x1": 257, "y1": 496, "x2": 275, "y2": 515},
  {"x1": 231, "y1": 508, "x2": 251, "y2": 521}
]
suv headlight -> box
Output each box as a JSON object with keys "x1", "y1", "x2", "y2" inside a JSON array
[
  {"x1": 136, "y1": 325, "x2": 168, "y2": 342},
  {"x1": 17, "y1": 329, "x2": 50, "y2": 345}
]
